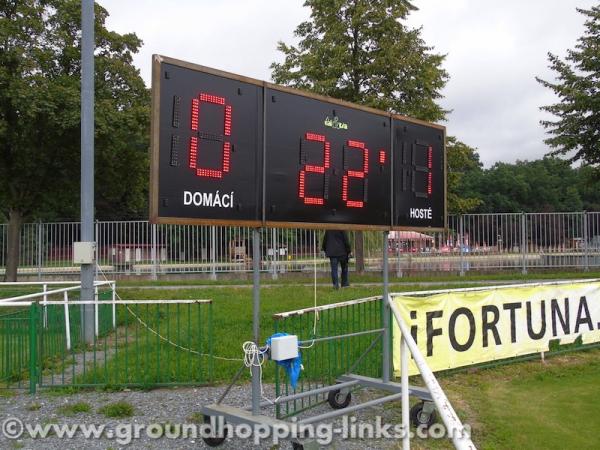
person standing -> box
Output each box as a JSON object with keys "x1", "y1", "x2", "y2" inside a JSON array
[{"x1": 321, "y1": 230, "x2": 351, "y2": 289}]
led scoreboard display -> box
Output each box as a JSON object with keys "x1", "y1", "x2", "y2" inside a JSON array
[
  {"x1": 150, "y1": 55, "x2": 446, "y2": 231},
  {"x1": 150, "y1": 57, "x2": 263, "y2": 225},
  {"x1": 264, "y1": 87, "x2": 391, "y2": 227}
]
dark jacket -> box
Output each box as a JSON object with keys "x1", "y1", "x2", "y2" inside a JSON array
[{"x1": 321, "y1": 230, "x2": 351, "y2": 258}]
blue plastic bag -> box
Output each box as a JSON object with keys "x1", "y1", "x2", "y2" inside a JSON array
[{"x1": 266, "y1": 333, "x2": 303, "y2": 390}]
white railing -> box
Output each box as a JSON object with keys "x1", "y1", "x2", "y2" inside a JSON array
[
  {"x1": 1, "y1": 212, "x2": 600, "y2": 277},
  {"x1": 0, "y1": 280, "x2": 117, "y2": 349},
  {"x1": 388, "y1": 296, "x2": 476, "y2": 450}
]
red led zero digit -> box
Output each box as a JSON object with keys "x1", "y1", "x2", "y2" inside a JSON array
[
  {"x1": 299, "y1": 132, "x2": 330, "y2": 205},
  {"x1": 342, "y1": 140, "x2": 369, "y2": 208},
  {"x1": 189, "y1": 93, "x2": 232, "y2": 179}
]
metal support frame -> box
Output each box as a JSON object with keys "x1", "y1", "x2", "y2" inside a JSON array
[
  {"x1": 80, "y1": 0, "x2": 95, "y2": 343},
  {"x1": 251, "y1": 228, "x2": 261, "y2": 415},
  {"x1": 382, "y1": 231, "x2": 391, "y2": 382},
  {"x1": 202, "y1": 231, "x2": 438, "y2": 448}
]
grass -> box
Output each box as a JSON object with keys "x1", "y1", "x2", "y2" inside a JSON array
[
  {"x1": 57, "y1": 401, "x2": 91, "y2": 416},
  {"x1": 404, "y1": 348, "x2": 600, "y2": 450},
  {"x1": 98, "y1": 400, "x2": 135, "y2": 418},
  {"x1": 26, "y1": 401, "x2": 41, "y2": 411},
  {"x1": 113, "y1": 269, "x2": 600, "y2": 288}
]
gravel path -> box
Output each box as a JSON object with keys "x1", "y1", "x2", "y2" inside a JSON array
[{"x1": 0, "y1": 383, "x2": 420, "y2": 449}]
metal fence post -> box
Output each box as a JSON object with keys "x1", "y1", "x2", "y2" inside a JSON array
[
  {"x1": 29, "y1": 302, "x2": 38, "y2": 394},
  {"x1": 271, "y1": 228, "x2": 278, "y2": 280},
  {"x1": 37, "y1": 220, "x2": 43, "y2": 280},
  {"x1": 94, "y1": 220, "x2": 99, "y2": 279},
  {"x1": 521, "y1": 212, "x2": 528, "y2": 275},
  {"x1": 459, "y1": 215, "x2": 465, "y2": 276},
  {"x1": 583, "y1": 211, "x2": 589, "y2": 272},
  {"x1": 151, "y1": 223, "x2": 158, "y2": 280},
  {"x1": 210, "y1": 226, "x2": 217, "y2": 280},
  {"x1": 396, "y1": 232, "x2": 403, "y2": 278}
]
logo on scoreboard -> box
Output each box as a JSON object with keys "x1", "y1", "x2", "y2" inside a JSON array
[{"x1": 324, "y1": 115, "x2": 348, "y2": 130}]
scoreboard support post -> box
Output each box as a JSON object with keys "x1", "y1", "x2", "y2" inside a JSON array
[
  {"x1": 251, "y1": 229, "x2": 261, "y2": 415},
  {"x1": 382, "y1": 231, "x2": 391, "y2": 383}
]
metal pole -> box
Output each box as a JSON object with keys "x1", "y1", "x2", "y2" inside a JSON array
[
  {"x1": 583, "y1": 211, "x2": 589, "y2": 272},
  {"x1": 521, "y1": 212, "x2": 528, "y2": 275},
  {"x1": 37, "y1": 220, "x2": 42, "y2": 280},
  {"x1": 80, "y1": 0, "x2": 95, "y2": 343},
  {"x1": 252, "y1": 228, "x2": 261, "y2": 415},
  {"x1": 382, "y1": 231, "x2": 390, "y2": 383},
  {"x1": 210, "y1": 226, "x2": 217, "y2": 280},
  {"x1": 151, "y1": 223, "x2": 158, "y2": 280},
  {"x1": 401, "y1": 335, "x2": 410, "y2": 450},
  {"x1": 459, "y1": 215, "x2": 465, "y2": 276},
  {"x1": 271, "y1": 228, "x2": 278, "y2": 280}
]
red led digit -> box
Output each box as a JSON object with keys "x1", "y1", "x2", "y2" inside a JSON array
[
  {"x1": 299, "y1": 132, "x2": 330, "y2": 205},
  {"x1": 379, "y1": 150, "x2": 386, "y2": 164},
  {"x1": 188, "y1": 93, "x2": 232, "y2": 179},
  {"x1": 342, "y1": 139, "x2": 369, "y2": 208}
]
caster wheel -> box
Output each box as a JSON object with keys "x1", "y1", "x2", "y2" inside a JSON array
[
  {"x1": 410, "y1": 402, "x2": 437, "y2": 429},
  {"x1": 202, "y1": 415, "x2": 228, "y2": 447},
  {"x1": 327, "y1": 388, "x2": 352, "y2": 409}
]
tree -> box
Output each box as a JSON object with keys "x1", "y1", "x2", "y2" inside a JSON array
[
  {"x1": 271, "y1": 0, "x2": 449, "y2": 270},
  {"x1": 468, "y1": 158, "x2": 585, "y2": 213},
  {"x1": 446, "y1": 136, "x2": 483, "y2": 214},
  {"x1": 271, "y1": 0, "x2": 449, "y2": 122},
  {"x1": 0, "y1": 1, "x2": 149, "y2": 280},
  {"x1": 537, "y1": 5, "x2": 600, "y2": 169}
]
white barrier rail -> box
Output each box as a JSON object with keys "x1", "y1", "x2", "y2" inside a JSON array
[
  {"x1": 0, "y1": 280, "x2": 116, "y2": 350},
  {"x1": 388, "y1": 295, "x2": 477, "y2": 450}
]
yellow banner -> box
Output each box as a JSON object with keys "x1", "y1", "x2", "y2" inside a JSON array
[{"x1": 392, "y1": 282, "x2": 600, "y2": 376}]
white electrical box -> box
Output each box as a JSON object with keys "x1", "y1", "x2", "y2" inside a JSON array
[
  {"x1": 73, "y1": 241, "x2": 96, "y2": 264},
  {"x1": 270, "y1": 335, "x2": 299, "y2": 361}
]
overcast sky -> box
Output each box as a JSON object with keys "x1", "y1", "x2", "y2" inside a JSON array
[{"x1": 98, "y1": 0, "x2": 596, "y2": 167}]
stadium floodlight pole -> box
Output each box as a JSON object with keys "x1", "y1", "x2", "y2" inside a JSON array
[{"x1": 80, "y1": 0, "x2": 95, "y2": 343}]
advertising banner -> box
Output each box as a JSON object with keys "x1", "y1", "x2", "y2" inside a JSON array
[{"x1": 392, "y1": 281, "x2": 600, "y2": 376}]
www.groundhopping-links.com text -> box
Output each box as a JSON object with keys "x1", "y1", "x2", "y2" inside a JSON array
[{"x1": 2, "y1": 415, "x2": 471, "y2": 445}]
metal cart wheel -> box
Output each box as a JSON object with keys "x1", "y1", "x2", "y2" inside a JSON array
[
  {"x1": 327, "y1": 388, "x2": 352, "y2": 409},
  {"x1": 410, "y1": 402, "x2": 437, "y2": 429},
  {"x1": 202, "y1": 415, "x2": 228, "y2": 447}
]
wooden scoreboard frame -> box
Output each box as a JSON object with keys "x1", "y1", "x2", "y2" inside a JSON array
[{"x1": 150, "y1": 55, "x2": 447, "y2": 232}]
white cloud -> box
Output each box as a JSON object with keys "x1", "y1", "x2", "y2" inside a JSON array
[{"x1": 98, "y1": 0, "x2": 595, "y2": 167}]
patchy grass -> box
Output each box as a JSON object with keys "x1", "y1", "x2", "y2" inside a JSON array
[
  {"x1": 26, "y1": 401, "x2": 42, "y2": 411},
  {"x1": 98, "y1": 401, "x2": 135, "y2": 418},
  {"x1": 57, "y1": 401, "x2": 92, "y2": 416},
  {"x1": 187, "y1": 412, "x2": 204, "y2": 424}
]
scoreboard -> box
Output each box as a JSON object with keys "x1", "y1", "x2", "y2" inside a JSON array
[{"x1": 150, "y1": 55, "x2": 446, "y2": 231}]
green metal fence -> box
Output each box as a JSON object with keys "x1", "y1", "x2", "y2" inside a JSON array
[
  {"x1": 1, "y1": 295, "x2": 214, "y2": 392},
  {"x1": 272, "y1": 296, "x2": 387, "y2": 419},
  {"x1": 0, "y1": 306, "x2": 34, "y2": 390}
]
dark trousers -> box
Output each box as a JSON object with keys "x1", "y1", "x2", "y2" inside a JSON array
[{"x1": 329, "y1": 256, "x2": 349, "y2": 288}]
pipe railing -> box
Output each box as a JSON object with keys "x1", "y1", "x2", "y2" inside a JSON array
[{"x1": 388, "y1": 295, "x2": 476, "y2": 450}]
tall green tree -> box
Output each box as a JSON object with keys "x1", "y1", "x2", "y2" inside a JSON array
[
  {"x1": 271, "y1": 0, "x2": 449, "y2": 122},
  {"x1": 271, "y1": 0, "x2": 449, "y2": 270},
  {"x1": 446, "y1": 137, "x2": 483, "y2": 214},
  {"x1": 0, "y1": 0, "x2": 149, "y2": 280},
  {"x1": 537, "y1": 5, "x2": 600, "y2": 169}
]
